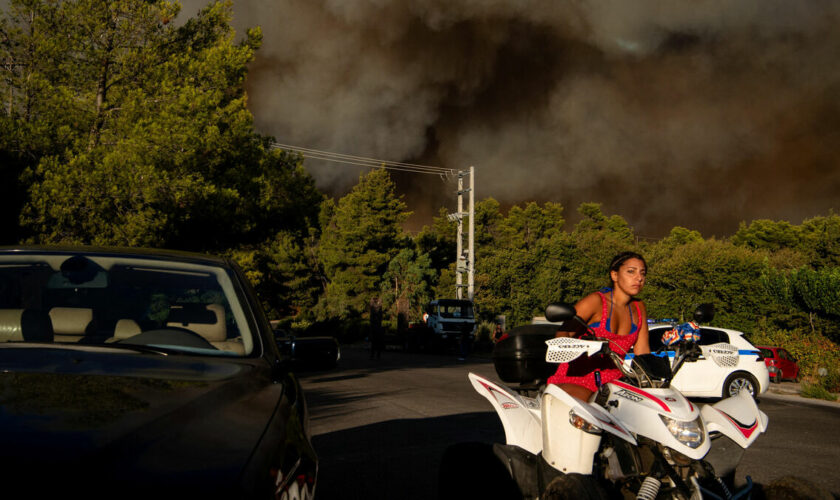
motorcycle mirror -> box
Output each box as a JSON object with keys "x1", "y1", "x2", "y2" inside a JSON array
[
  {"x1": 545, "y1": 303, "x2": 577, "y2": 323},
  {"x1": 693, "y1": 303, "x2": 715, "y2": 323}
]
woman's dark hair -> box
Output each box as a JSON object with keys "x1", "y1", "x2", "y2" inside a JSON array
[{"x1": 607, "y1": 251, "x2": 647, "y2": 286}]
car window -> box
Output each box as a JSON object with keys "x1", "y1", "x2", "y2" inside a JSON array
[
  {"x1": 648, "y1": 327, "x2": 670, "y2": 351},
  {"x1": 0, "y1": 253, "x2": 254, "y2": 356},
  {"x1": 698, "y1": 328, "x2": 730, "y2": 345},
  {"x1": 759, "y1": 348, "x2": 774, "y2": 358},
  {"x1": 646, "y1": 326, "x2": 734, "y2": 351}
]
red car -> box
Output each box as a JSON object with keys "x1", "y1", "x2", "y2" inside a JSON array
[{"x1": 757, "y1": 346, "x2": 801, "y2": 383}]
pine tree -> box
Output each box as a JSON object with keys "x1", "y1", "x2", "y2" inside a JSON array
[
  {"x1": 1, "y1": 0, "x2": 321, "y2": 249},
  {"x1": 316, "y1": 169, "x2": 412, "y2": 319}
]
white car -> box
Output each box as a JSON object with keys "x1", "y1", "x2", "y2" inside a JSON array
[{"x1": 630, "y1": 323, "x2": 770, "y2": 399}]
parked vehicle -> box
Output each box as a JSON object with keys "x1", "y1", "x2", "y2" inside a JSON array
[
  {"x1": 757, "y1": 345, "x2": 801, "y2": 383},
  {"x1": 273, "y1": 323, "x2": 340, "y2": 371},
  {"x1": 645, "y1": 322, "x2": 770, "y2": 399},
  {"x1": 405, "y1": 299, "x2": 476, "y2": 352},
  {"x1": 442, "y1": 303, "x2": 767, "y2": 500},
  {"x1": 0, "y1": 246, "x2": 336, "y2": 499}
]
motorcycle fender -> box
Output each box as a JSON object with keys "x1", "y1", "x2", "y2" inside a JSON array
[
  {"x1": 701, "y1": 390, "x2": 768, "y2": 448},
  {"x1": 468, "y1": 373, "x2": 543, "y2": 455},
  {"x1": 542, "y1": 384, "x2": 637, "y2": 446}
]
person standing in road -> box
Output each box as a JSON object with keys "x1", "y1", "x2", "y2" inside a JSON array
[
  {"x1": 493, "y1": 322, "x2": 504, "y2": 342},
  {"x1": 369, "y1": 297, "x2": 385, "y2": 360}
]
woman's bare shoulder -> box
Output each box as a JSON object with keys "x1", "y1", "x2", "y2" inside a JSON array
[
  {"x1": 575, "y1": 292, "x2": 603, "y2": 321},
  {"x1": 632, "y1": 298, "x2": 648, "y2": 315}
]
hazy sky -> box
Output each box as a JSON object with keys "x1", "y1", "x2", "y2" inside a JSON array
[{"x1": 184, "y1": 0, "x2": 840, "y2": 237}]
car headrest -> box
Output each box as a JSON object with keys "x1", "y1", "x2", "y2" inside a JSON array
[
  {"x1": 49, "y1": 307, "x2": 93, "y2": 335},
  {"x1": 0, "y1": 309, "x2": 24, "y2": 341},
  {"x1": 0, "y1": 309, "x2": 53, "y2": 342},
  {"x1": 113, "y1": 319, "x2": 142, "y2": 340}
]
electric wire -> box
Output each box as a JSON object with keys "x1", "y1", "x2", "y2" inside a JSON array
[{"x1": 271, "y1": 142, "x2": 458, "y2": 176}]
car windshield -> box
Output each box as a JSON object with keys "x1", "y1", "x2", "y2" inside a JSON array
[{"x1": 0, "y1": 253, "x2": 254, "y2": 356}]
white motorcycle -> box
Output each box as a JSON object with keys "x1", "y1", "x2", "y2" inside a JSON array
[{"x1": 441, "y1": 303, "x2": 768, "y2": 499}]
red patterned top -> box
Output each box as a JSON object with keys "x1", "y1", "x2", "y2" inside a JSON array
[{"x1": 546, "y1": 291, "x2": 640, "y2": 393}]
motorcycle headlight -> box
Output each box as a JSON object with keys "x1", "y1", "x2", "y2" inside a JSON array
[{"x1": 659, "y1": 414, "x2": 705, "y2": 449}]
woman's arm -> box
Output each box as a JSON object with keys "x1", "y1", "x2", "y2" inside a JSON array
[{"x1": 633, "y1": 301, "x2": 650, "y2": 355}]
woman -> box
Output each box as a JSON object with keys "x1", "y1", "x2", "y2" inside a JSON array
[{"x1": 548, "y1": 251, "x2": 650, "y2": 401}]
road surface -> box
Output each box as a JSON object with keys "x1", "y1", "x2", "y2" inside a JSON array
[{"x1": 299, "y1": 345, "x2": 840, "y2": 499}]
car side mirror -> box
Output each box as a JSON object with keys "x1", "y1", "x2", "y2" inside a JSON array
[{"x1": 276, "y1": 332, "x2": 340, "y2": 372}]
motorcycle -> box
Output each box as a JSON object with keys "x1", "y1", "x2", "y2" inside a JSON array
[{"x1": 442, "y1": 303, "x2": 768, "y2": 499}]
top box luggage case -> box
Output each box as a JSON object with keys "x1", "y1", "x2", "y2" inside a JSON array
[{"x1": 492, "y1": 324, "x2": 559, "y2": 385}]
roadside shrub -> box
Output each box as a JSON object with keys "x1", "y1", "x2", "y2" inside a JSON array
[
  {"x1": 817, "y1": 367, "x2": 840, "y2": 393},
  {"x1": 747, "y1": 322, "x2": 840, "y2": 390},
  {"x1": 290, "y1": 317, "x2": 313, "y2": 332},
  {"x1": 799, "y1": 382, "x2": 838, "y2": 401},
  {"x1": 475, "y1": 321, "x2": 494, "y2": 343}
]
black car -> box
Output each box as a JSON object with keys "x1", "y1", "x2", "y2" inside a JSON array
[{"x1": 0, "y1": 246, "x2": 336, "y2": 499}]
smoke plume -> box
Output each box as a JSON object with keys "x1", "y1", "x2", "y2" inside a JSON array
[{"x1": 192, "y1": 0, "x2": 840, "y2": 237}]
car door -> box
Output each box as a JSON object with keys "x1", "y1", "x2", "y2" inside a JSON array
[
  {"x1": 672, "y1": 328, "x2": 734, "y2": 396},
  {"x1": 778, "y1": 348, "x2": 797, "y2": 379},
  {"x1": 646, "y1": 326, "x2": 704, "y2": 395}
]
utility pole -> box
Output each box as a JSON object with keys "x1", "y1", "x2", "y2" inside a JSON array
[
  {"x1": 468, "y1": 166, "x2": 475, "y2": 301},
  {"x1": 449, "y1": 167, "x2": 475, "y2": 301}
]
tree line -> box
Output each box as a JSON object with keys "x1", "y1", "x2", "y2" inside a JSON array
[{"x1": 3, "y1": 1, "x2": 838, "y2": 384}]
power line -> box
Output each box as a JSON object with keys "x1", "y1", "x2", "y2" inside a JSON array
[{"x1": 270, "y1": 142, "x2": 457, "y2": 177}]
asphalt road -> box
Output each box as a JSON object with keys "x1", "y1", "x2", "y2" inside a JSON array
[{"x1": 298, "y1": 344, "x2": 840, "y2": 499}]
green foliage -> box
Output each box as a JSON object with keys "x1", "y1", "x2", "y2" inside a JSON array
[
  {"x1": 734, "y1": 214, "x2": 840, "y2": 269},
  {"x1": 747, "y1": 323, "x2": 840, "y2": 390},
  {"x1": 473, "y1": 200, "x2": 571, "y2": 326},
  {"x1": 763, "y1": 266, "x2": 840, "y2": 330},
  {"x1": 799, "y1": 383, "x2": 838, "y2": 401},
  {"x1": 414, "y1": 207, "x2": 457, "y2": 272},
  {"x1": 732, "y1": 219, "x2": 800, "y2": 251},
  {"x1": 228, "y1": 227, "x2": 324, "y2": 319},
  {"x1": 799, "y1": 214, "x2": 840, "y2": 269},
  {"x1": 645, "y1": 239, "x2": 767, "y2": 331},
  {"x1": 380, "y1": 248, "x2": 435, "y2": 322},
  {"x1": 819, "y1": 368, "x2": 840, "y2": 394},
  {"x1": 468, "y1": 201, "x2": 643, "y2": 327},
  {"x1": 315, "y1": 169, "x2": 412, "y2": 320},
  {"x1": 3, "y1": 0, "x2": 321, "y2": 250}
]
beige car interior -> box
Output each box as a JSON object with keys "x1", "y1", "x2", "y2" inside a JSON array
[
  {"x1": 0, "y1": 308, "x2": 54, "y2": 343},
  {"x1": 106, "y1": 319, "x2": 142, "y2": 343},
  {"x1": 49, "y1": 307, "x2": 94, "y2": 343},
  {"x1": 166, "y1": 303, "x2": 245, "y2": 355},
  {"x1": 0, "y1": 309, "x2": 26, "y2": 342},
  {"x1": 0, "y1": 301, "x2": 247, "y2": 356}
]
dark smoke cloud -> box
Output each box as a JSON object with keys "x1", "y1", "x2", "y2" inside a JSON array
[{"x1": 188, "y1": 0, "x2": 840, "y2": 237}]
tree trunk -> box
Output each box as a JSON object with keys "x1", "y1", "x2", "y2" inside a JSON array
[{"x1": 88, "y1": 55, "x2": 110, "y2": 150}]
